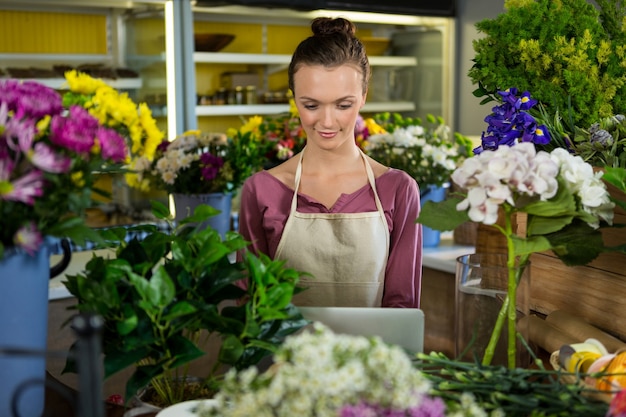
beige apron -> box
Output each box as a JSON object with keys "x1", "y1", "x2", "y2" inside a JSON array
[{"x1": 275, "y1": 148, "x2": 390, "y2": 307}]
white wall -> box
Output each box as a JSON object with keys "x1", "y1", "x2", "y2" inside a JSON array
[{"x1": 454, "y1": 0, "x2": 504, "y2": 137}]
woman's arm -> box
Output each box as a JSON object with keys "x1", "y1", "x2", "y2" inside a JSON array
[
  {"x1": 382, "y1": 175, "x2": 422, "y2": 308},
  {"x1": 237, "y1": 175, "x2": 270, "y2": 260}
]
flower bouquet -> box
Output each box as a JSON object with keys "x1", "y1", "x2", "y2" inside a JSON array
[
  {"x1": 198, "y1": 323, "x2": 487, "y2": 417},
  {"x1": 417, "y1": 88, "x2": 616, "y2": 368},
  {"x1": 229, "y1": 99, "x2": 307, "y2": 169},
  {"x1": 360, "y1": 112, "x2": 473, "y2": 188},
  {"x1": 133, "y1": 129, "x2": 265, "y2": 195},
  {"x1": 62, "y1": 70, "x2": 165, "y2": 190},
  {"x1": 0, "y1": 74, "x2": 135, "y2": 258}
]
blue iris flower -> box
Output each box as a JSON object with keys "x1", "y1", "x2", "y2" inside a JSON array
[{"x1": 474, "y1": 89, "x2": 551, "y2": 154}]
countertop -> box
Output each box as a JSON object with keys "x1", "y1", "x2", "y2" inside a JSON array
[
  {"x1": 49, "y1": 233, "x2": 475, "y2": 301},
  {"x1": 422, "y1": 232, "x2": 475, "y2": 274}
]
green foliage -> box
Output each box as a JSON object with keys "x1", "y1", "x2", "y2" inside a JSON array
[
  {"x1": 573, "y1": 114, "x2": 626, "y2": 168},
  {"x1": 416, "y1": 352, "x2": 610, "y2": 417},
  {"x1": 62, "y1": 200, "x2": 309, "y2": 405},
  {"x1": 469, "y1": 0, "x2": 626, "y2": 129}
]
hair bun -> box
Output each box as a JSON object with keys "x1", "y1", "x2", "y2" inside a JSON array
[{"x1": 311, "y1": 17, "x2": 356, "y2": 37}]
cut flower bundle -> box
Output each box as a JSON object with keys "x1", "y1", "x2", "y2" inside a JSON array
[
  {"x1": 0, "y1": 71, "x2": 159, "y2": 258},
  {"x1": 199, "y1": 323, "x2": 488, "y2": 417},
  {"x1": 129, "y1": 129, "x2": 265, "y2": 195}
]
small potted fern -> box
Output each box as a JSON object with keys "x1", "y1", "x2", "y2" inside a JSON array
[{"x1": 62, "y1": 201, "x2": 308, "y2": 410}]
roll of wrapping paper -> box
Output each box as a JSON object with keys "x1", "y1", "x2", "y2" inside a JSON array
[
  {"x1": 521, "y1": 315, "x2": 580, "y2": 354},
  {"x1": 545, "y1": 310, "x2": 626, "y2": 353}
]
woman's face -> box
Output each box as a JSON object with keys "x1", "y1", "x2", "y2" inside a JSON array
[{"x1": 292, "y1": 64, "x2": 366, "y2": 151}]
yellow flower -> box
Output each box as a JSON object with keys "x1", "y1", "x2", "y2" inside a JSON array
[
  {"x1": 364, "y1": 118, "x2": 387, "y2": 135},
  {"x1": 63, "y1": 70, "x2": 165, "y2": 189},
  {"x1": 71, "y1": 171, "x2": 85, "y2": 187},
  {"x1": 64, "y1": 69, "x2": 108, "y2": 94}
]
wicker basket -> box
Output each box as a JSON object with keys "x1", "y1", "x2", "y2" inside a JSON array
[{"x1": 549, "y1": 350, "x2": 614, "y2": 404}]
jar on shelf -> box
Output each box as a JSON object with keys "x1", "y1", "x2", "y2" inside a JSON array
[{"x1": 244, "y1": 85, "x2": 257, "y2": 104}]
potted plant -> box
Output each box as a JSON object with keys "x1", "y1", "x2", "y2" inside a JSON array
[
  {"x1": 0, "y1": 71, "x2": 137, "y2": 417},
  {"x1": 62, "y1": 200, "x2": 309, "y2": 408},
  {"x1": 129, "y1": 129, "x2": 266, "y2": 236}
]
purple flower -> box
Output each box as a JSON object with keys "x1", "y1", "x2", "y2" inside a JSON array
[
  {"x1": 13, "y1": 222, "x2": 43, "y2": 256},
  {"x1": 0, "y1": 103, "x2": 37, "y2": 154},
  {"x1": 339, "y1": 397, "x2": 446, "y2": 417},
  {"x1": 474, "y1": 88, "x2": 551, "y2": 154},
  {"x1": 407, "y1": 396, "x2": 446, "y2": 417},
  {"x1": 50, "y1": 105, "x2": 99, "y2": 154},
  {"x1": 0, "y1": 80, "x2": 62, "y2": 119},
  {"x1": 0, "y1": 161, "x2": 45, "y2": 205},
  {"x1": 30, "y1": 142, "x2": 72, "y2": 173},
  {"x1": 156, "y1": 139, "x2": 171, "y2": 153},
  {"x1": 97, "y1": 127, "x2": 128, "y2": 163},
  {"x1": 199, "y1": 152, "x2": 224, "y2": 181}
]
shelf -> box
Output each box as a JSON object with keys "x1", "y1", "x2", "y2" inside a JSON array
[
  {"x1": 193, "y1": 52, "x2": 416, "y2": 67},
  {"x1": 0, "y1": 53, "x2": 114, "y2": 63},
  {"x1": 195, "y1": 101, "x2": 415, "y2": 117},
  {"x1": 1, "y1": 77, "x2": 143, "y2": 90}
]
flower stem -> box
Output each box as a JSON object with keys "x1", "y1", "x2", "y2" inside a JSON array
[{"x1": 481, "y1": 208, "x2": 529, "y2": 368}]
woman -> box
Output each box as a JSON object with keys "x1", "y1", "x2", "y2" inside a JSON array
[{"x1": 238, "y1": 17, "x2": 422, "y2": 308}]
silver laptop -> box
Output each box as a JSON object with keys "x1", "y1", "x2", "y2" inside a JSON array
[{"x1": 298, "y1": 307, "x2": 425, "y2": 354}]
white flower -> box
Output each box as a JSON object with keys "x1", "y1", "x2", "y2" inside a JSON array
[
  {"x1": 451, "y1": 142, "x2": 614, "y2": 229},
  {"x1": 205, "y1": 323, "x2": 437, "y2": 417}
]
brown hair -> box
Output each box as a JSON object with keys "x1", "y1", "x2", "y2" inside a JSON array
[{"x1": 288, "y1": 17, "x2": 370, "y2": 95}]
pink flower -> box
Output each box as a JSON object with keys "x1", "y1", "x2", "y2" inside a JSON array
[
  {"x1": 97, "y1": 127, "x2": 128, "y2": 163},
  {"x1": 607, "y1": 389, "x2": 626, "y2": 417},
  {"x1": 0, "y1": 80, "x2": 62, "y2": 119},
  {"x1": 50, "y1": 105, "x2": 99, "y2": 154},
  {"x1": 13, "y1": 222, "x2": 43, "y2": 256},
  {"x1": 0, "y1": 160, "x2": 44, "y2": 205},
  {"x1": 30, "y1": 142, "x2": 72, "y2": 173}
]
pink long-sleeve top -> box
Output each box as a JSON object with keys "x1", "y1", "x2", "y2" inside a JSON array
[{"x1": 238, "y1": 168, "x2": 423, "y2": 308}]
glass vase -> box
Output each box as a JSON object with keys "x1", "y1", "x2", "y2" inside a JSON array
[{"x1": 455, "y1": 253, "x2": 531, "y2": 367}]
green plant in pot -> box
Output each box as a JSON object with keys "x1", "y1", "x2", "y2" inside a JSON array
[{"x1": 62, "y1": 201, "x2": 309, "y2": 407}]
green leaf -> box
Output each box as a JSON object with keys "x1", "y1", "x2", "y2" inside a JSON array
[
  {"x1": 543, "y1": 221, "x2": 605, "y2": 266},
  {"x1": 167, "y1": 335, "x2": 205, "y2": 369},
  {"x1": 117, "y1": 304, "x2": 138, "y2": 335},
  {"x1": 527, "y1": 215, "x2": 573, "y2": 236},
  {"x1": 151, "y1": 199, "x2": 171, "y2": 219},
  {"x1": 511, "y1": 235, "x2": 552, "y2": 257},
  {"x1": 415, "y1": 197, "x2": 470, "y2": 231},
  {"x1": 522, "y1": 182, "x2": 577, "y2": 217},
  {"x1": 218, "y1": 334, "x2": 245, "y2": 365},
  {"x1": 163, "y1": 301, "x2": 197, "y2": 321},
  {"x1": 104, "y1": 348, "x2": 150, "y2": 379},
  {"x1": 148, "y1": 266, "x2": 176, "y2": 307},
  {"x1": 602, "y1": 166, "x2": 626, "y2": 192}
]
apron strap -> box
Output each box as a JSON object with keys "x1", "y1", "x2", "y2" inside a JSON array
[{"x1": 290, "y1": 147, "x2": 386, "y2": 218}]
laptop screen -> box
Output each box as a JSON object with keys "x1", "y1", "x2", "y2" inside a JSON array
[{"x1": 297, "y1": 307, "x2": 425, "y2": 354}]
